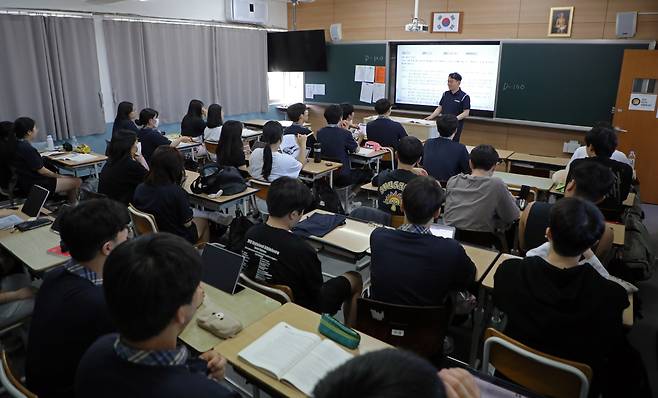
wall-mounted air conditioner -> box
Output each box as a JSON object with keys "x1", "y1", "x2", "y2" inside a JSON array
[{"x1": 226, "y1": 0, "x2": 268, "y2": 25}]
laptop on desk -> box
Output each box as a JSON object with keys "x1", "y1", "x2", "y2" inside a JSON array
[{"x1": 201, "y1": 243, "x2": 245, "y2": 295}]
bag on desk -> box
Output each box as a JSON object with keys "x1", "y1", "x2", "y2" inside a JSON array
[
  {"x1": 191, "y1": 164, "x2": 246, "y2": 196},
  {"x1": 311, "y1": 179, "x2": 345, "y2": 215},
  {"x1": 197, "y1": 311, "x2": 243, "y2": 339}
]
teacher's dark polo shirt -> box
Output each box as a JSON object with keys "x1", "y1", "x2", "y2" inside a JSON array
[{"x1": 439, "y1": 89, "x2": 470, "y2": 142}]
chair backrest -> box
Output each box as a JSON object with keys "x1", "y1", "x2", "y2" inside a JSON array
[
  {"x1": 128, "y1": 204, "x2": 158, "y2": 235},
  {"x1": 1, "y1": 350, "x2": 35, "y2": 398},
  {"x1": 349, "y1": 206, "x2": 391, "y2": 226},
  {"x1": 482, "y1": 328, "x2": 592, "y2": 398},
  {"x1": 250, "y1": 179, "x2": 271, "y2": 201},
  {"x1": 455, "y1": 228, "x2": 509, "y2": 253},
  {"x1": 239, "y1": 273, "x2": 293, "y2": 304},
  {"x1": 204, "y1": 141, "x2": 218, "y2": 158},
  {"x1": 381, "y1": 147, "x2": 395, "y2": 170},
  {"x1": 356, "y1": 298, "x2": 451, "y2": 361},
  {"x1": 390, "y1": 214, "x2": 405, "y2": 228}
]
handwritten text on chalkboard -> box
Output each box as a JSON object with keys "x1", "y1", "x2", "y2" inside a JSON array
[
  {"x1": 502, "y1": 82, "x2": 526, "y2": 91},
  {"x1": 364, "y1": 55, "x2": 385, "y2": 64}
]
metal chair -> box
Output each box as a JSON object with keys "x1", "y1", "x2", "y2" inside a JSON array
[
  {"x1": 0, "y1": 350, "x2": 36, "y2": 398},
  {"x1": 239, "y1": 273, "x2": 293, "y2": 305},
  {"x1": 127, "y1": 204, "x2": 158, "y2": 235}
]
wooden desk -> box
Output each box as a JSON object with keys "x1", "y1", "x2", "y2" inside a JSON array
[
  {"x1": 183, "y1": 171, "x2": 259, "y2": 212},
  {"x1": 300, "y1": 209, "x2": 378, "y2": 255},
  {"x1": 494, "y1": 171, "x2": 554, "y2": 192},
  {"x1": 363, "y1": 115, "x2": 437, "y2": 141},
  {"x1": 214, "y1": 303, "x2": 390, "y2": 398},
  {"x1": 0, "y1": 209, "x2": 65, "y2": 273},
  {"x1": 508, "y1": 153, "x2": 570, "y2": 168},
  {"x1": 241, "y1": 128, "x2": 262, "y2": 142},
  {"x1": 44, "y1": 152, "x2": 107, "y2": 178},
  {"x1": 179, "y1": 282, "x2": 280, "y2": 353},
  {"x1": 361, "y1": 182, "x2": 378, "y2": 194},
  {"x1": 463, "y1": 245, "x2": 500, "y2": 282},
  {"x1": 300, "y1": 161, "x2": 342, "y2": 188},
  {"x1": 606, "y1": 222, "x2": 625, "y2": 246},
  {"x1": 465, "y1": 145, "x2": 515, "y2": 161},
  {"x1": 243, "y1": 120, "x2": 310, "y2": 129},
  {"x1": 349, "y1": 148, "x2": 388, "y2": 174}
]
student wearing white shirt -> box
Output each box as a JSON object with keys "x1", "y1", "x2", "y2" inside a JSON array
[
  {"x1": 568, "y1": 145, "x2": 630, "y2": 167},
  {"x1": 250, "y1": 121, "x2": 307, "y2": 181},
  {"x1": 203, "y1": 104, "x2": 224, "y2": 143}
]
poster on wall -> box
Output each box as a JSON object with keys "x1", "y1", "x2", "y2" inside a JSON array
[{"x1": 628, "y1": 93, "x2": 657, "y2": 111}]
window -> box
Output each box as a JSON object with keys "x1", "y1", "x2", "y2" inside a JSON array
[{"x1": 268, "y1": 71, "x2": 303, "y2": 105}]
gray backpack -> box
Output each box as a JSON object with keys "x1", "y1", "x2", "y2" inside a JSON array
[{"x1": 621, "y1": 195, "x2": 656, "y2": 281}]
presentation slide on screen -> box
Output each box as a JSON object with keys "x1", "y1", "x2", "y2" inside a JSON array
[{"x1": 395, "y1": 44, "x2": 501, "y2": 111}]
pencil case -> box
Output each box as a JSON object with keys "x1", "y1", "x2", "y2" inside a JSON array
[{"x1": 318, "y1": 314, "x2": 360, "y2": 349}]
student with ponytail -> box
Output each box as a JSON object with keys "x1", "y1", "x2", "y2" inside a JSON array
[
  {"x1": 249, "y1": 121, "x2": 306, "y2": 181},
  {"x1": 136, "y1": 108, "x2": 191, "y2": 163}
]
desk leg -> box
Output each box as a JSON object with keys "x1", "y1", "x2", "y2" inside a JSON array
[
  {"x1": 376, "y1": 158, "x2": 380, "y2": 174},
  {"x1": 94, "y1": 163, "x2": 100, "y2": 179},
  {"x1": 329, "y1": 172, "x2": 333, "y2": 188}
]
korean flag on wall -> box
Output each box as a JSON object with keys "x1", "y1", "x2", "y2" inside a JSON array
[{"x1": 432, "y1": 12, "x2": 461, "y2": 33}]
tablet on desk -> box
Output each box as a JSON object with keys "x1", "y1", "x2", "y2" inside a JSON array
[{"x1": 22, "y1": 185, "x2": 50, "y2": 219}]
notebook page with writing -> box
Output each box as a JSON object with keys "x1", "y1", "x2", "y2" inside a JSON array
[
  {"x1": 282, "y1": 339, "x2": 353, "y2": 396},
  {"x1": 238, "y1": 322, "x2": 321, "y2": 379}
]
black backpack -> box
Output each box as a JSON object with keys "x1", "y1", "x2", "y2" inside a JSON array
[
  {"x1": 191, "y1": 164, "x2": 246, "y2": 196},
  {"x1": 312, "y1": 179, "x2": 345, "y2": 215}
]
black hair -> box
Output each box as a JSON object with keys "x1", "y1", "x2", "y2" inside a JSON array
[
  {"x1": 397, "y1": 136, "x2": 423, "y2": 165},
  {"x1": 60, "y1": 199, "x2": 130, "y2": 262},
  {"x1": 324, "y1": 104, "x2": 343, "y2": 125},
  {"x1": 103, "y1": 233, "x2": 202, "y2": 342},
  {"x1": 145, "y1": 146, "x2": 185, "y2": 186},
  {"x1": 313, "y1": 349, "x2": 446, "y2": 398},
  {"x1": 448, "y1": 72, "x2": 462, "y2": 81},
  {"x1": 402, "y1": 176, "x2": 444, "y2": 224},
  {"x1": 549, "y1": 197, "x2": 605, "y2": 257},
  {"x1": 261, "y1": 121, "x2": 284, "y2": 181},
  {"x1": 206, "y1": 104, "x2": 223, "y2": 129},
  {"x1": 0, "y1": 121, "x2": 16, "y2": 162},
  {"x1": 470, "y1": 145, "x2": 499, "y2": 170},
  {"x1": 115, "y1": 101, "x2": 134, "y2": 122},
  {"x1": 13, "y1": 117, "x2": 36, "y2": 139},
  {"x1": 374, "y1": 99, "x2": 392, "y2": 115},
  {"x1": 266, "y1": 177, "x2": 312, "y2": 218},
  {"x1": 216, "y1": 120, "x2": 244, "y2": 167},
  {"x1": 135, "y1": 108, "x2": 158, "y2": 127},
  {"x1": 340, "y1": 103, "x2": 355, "y2": 120},
  {"x1": 585, "y1": 125, "x2": 617, "y2": 158},
  {"x1": 186, "y1": 99, "x2": 204, "y2": 118},
  {"x1": 286, "y1": 103, "x2": 307, "y2": 122},
  {"x1": 107, "y1": 130, "x2": 138, "y2": 164},
  {"x1": 567, "y1": 161, "x2": 614, "y2": 203},
  {"x1": 436, "y1": 114, "x2": 459, "y2": 137}
]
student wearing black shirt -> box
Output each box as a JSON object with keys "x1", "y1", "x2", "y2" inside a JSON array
[
  {"x1": 98, "y1": 130, "x2": 148, "y2": 205},
  {"x1": 370, "y1": 176, "x2": 475, "y2": 307},
  {"x1": 111, "y1": 101, "x2": 140, "y2": 137},
  {"x1": 371, "y1": 136, "x2": 426, "y2": 215},
  {"x1": 566, "y1": 125, "x2": 633, "y2": 220},
  {"x1": 12, "y1": 117, "x2": 81, "y2": 202},
  {"x1": 26, "y1": 199, "x2": 130, "y2": 398},
  {"x1": 242, "y1": 177, "x2": 363, "y2": 326},
  {"x1": 135, "y1": 108, "x2": 190, "y2": 163},
  {"x1": 494, "y1": 198, "x2": 650, "y2": 397},
  {"x1": 76, "y1": 233, "x2": 237, "y2": 398},
  {"x1": 365, "y1": 99, "x2": 407, "y2": 150},
  {"x1": 216, "y1": 120, "x2": 249, "y2": 177},
  {"x1": 181, "y1": 99, "x2": 207, "y2": 138},
  {"x1": 422, "y1": 114, "x2": 470, "y2": 182}
]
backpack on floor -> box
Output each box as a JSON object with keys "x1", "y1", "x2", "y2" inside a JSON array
[
  {"x1": 621, "y1": 204, "x2": 656, "y2": 281},
  {"x1": 312, "y1": 179, "x2": 345, "y2": 215}
]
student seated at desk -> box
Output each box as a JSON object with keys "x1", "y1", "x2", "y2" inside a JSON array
[
  {"x1": 216, "y1": 120, "x2": 250, "y2": 178},
  {"x1": 422, "y1": 114, "x2": 470, "y2": 182},
  {"x1": 111, "y1": 101, "x2": 140, "y2": 137},
  {"x1": 370, "y1": 176, "x2": 475, "y2": 307},
  {"x1": 567, "y1": 124, "x2": 633, "y2": 220},
  {"x1": 26, "y1": 199, "x2": 130, "y2": 398},
  {"x1": 567, "y1": 122, "x2": 631, "y2": 168},
  {"x1": 98, "y1": 130, "x2": 148, "y2": 206},
  {"x1": 241, "y1": 177, "x2": 362, "y2": 326},
  {"x1": 340, "y1": 102, "x2": 359, "y2": 131},
  {"x1": 281, "y1": 103, "x2": 311, "y2": 158},
  {"x1": 444, "y1": 145, "x2": 519, "y2": 233},
  {"x1": 493, "y1": 198, "x2": 650, "y2": 397},
  {"x1": 365, "y1": 99, "x2": 407, "y2": 150},
  {"x1": 316, "y1": 105, "x2": 370, "y2": 187},
  {"x1": 136, "y1": 108, "x2": 191, "y2": 163},
  {"x1": 76, "y1": 233, "x2": 237, "y2": 398},
  {"x1": 12, "y1": 117, "x2": 81, "y2": 203},
  {"x1": 250, "y1": 121, "x2": 306, "y2": 181},
  {"x1": 371, "y1": 136, "x2": 426, "y2": 216},
  {"x1": 203, "y1": 103, "x2": 224, "y2": 143},
  {"x1": 181, "y1": 99, "x2": 207, "y2": 139}
]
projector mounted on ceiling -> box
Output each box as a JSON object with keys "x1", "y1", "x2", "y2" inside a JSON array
[{"x1": 405, "y1": 0, "x2": 428, "y2": 32}]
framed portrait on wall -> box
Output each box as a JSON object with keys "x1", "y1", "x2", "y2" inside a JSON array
[{"x1": 548, "y1": 6, "x2": 574, "y2": 37}]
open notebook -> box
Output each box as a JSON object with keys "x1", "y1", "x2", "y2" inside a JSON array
[{"x1": 238, "y1": 322, "x2": 353, "y2": 396}]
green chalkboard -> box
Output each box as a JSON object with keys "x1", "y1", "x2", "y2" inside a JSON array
[
  {"x1": 495, "y1": 42, "x2": 648, "y2": 127},
  {"x1": 305, "y1": 43, "x2": 387, "y2": 105}
]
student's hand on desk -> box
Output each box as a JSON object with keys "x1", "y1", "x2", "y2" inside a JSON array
[
  {"x1": 199, "y1": 350, "x2": 227, "y2": 381},
  {"x1": 411, "y1": 167, "x2": 428, "y2": 177},
  {"x1": 438, "y1": 368, "x2": 480, "y2": 398}
]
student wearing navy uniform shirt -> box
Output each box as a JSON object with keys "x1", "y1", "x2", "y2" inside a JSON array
[
  {"x1": 365, "y1": 99, "x2": 407, "y2": 150},
  {"x1": 426, "y1": 72, "x2": 470, "y2": 142},
  {"x1": 135, "y1": 108, "x2": 190, "y2": 163},
  {"x1": 282, "y1": 103, "x2": 312, "y2": 158},
  {"x1": 181, "y1": 99, "x2": 207, "y2": 138},
  {"x1": 111, "y1": 101, "x2": 140, "y2": 137},
  {"x1": 422, "y1": 114, "x2": 470, "y2": 182}
]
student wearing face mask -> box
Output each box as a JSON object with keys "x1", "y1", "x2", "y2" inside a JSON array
[{"x1": 135, "y1": 108, "x2": 191, "y2": 163}]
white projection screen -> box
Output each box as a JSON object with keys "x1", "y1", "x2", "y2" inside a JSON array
[{"x1": 393, "y1": 42, "x2": 501, "y2": 114}]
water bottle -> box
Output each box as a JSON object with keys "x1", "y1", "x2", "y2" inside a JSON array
[
  {"x1": 46, "y1": 135, "x2": 55, "y2": 150},
  {"x1": 628, "y1": 150, "x2": 636, "y2": 170},
  {"x1": 313, "y1": 143, "x2": 322, "y2": 163},
  {"x1": 71, "y1": 135, "x2": 79, "y2": 148}
]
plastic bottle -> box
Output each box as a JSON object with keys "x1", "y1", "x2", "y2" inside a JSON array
[
  {"x1": 71, "y1": 135, "x2": 79, "y2": 148},
  {"x1": 628, "y1": 150, "x2": 636, "y2": 170},
  {"x1": 46, "y1": 135, "x2": 55, "y2": 150}
]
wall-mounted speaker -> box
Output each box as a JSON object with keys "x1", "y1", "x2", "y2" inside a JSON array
[{"x1": 616, "y1": 12, "x2": 637, "y2": 38}]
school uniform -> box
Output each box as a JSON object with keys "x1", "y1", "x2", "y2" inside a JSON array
[
  {"x1": 111, "y1": 119, "x2": 140, "y2": 136},
  {"x1": 249, "y1": 148, "x2": 302, "y2": 181},
  {"x1": 439, "y1": 89, "x2": 470, "y2": 142},
  {"x1": 365, "y1": 116, "x2": 407, "y2": 150},
  {"x1": 137, "y1": 128, "x2": 171, "y2": 163},
  {"x1": 421, "y1": 137, "x2": 470, "y2": 182},
  {"x1": 132, "y1": 183, "x2": 197, "y2": 243},
  {"x1": 203, "y1": 126, "x2": 222, "y2": 143},
  {"x1": 12, "y1": 140, "x2": 56, "y2": 195},
  {"x1": 181, "y1": 115, "x2": 207, "y2": 138},
  {"x1": 98, "y1": 156, "x2": 148, "y2": 205},
  {"x1": 316, "y1": 125, "x2": 370, "y2": 186},
  {"x1": 281, "y1": 123, "x2": 312, "y2": 158}
]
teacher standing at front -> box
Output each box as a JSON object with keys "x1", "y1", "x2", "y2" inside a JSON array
[{"x1": 425, "y1": 72, "x2": 470, "y2": 142}]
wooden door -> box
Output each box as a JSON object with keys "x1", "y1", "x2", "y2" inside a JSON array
[{"x1": 613, "y1": 50, "x2": 658, "y2": 204}]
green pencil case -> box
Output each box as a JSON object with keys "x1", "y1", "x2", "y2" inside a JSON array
[{"x1": 318, "y1": 314, "x2": 361, "y2": 349}]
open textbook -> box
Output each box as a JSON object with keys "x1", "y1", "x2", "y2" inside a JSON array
[{"x1": 238, "y1": 322, "x2": 353, "y2": 396}]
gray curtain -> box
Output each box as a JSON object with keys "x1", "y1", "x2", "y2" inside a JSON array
[
  {"x1": 214, "y1": 27, "x2": 268, "y2": 115},
  {"x1": 103, "y1": 20, "x2": 149, "y2": 114}
]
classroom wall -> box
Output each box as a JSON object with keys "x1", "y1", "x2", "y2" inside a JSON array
[{"x1": 291, "y1": 0, "x2": 658, "y2": 157}]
